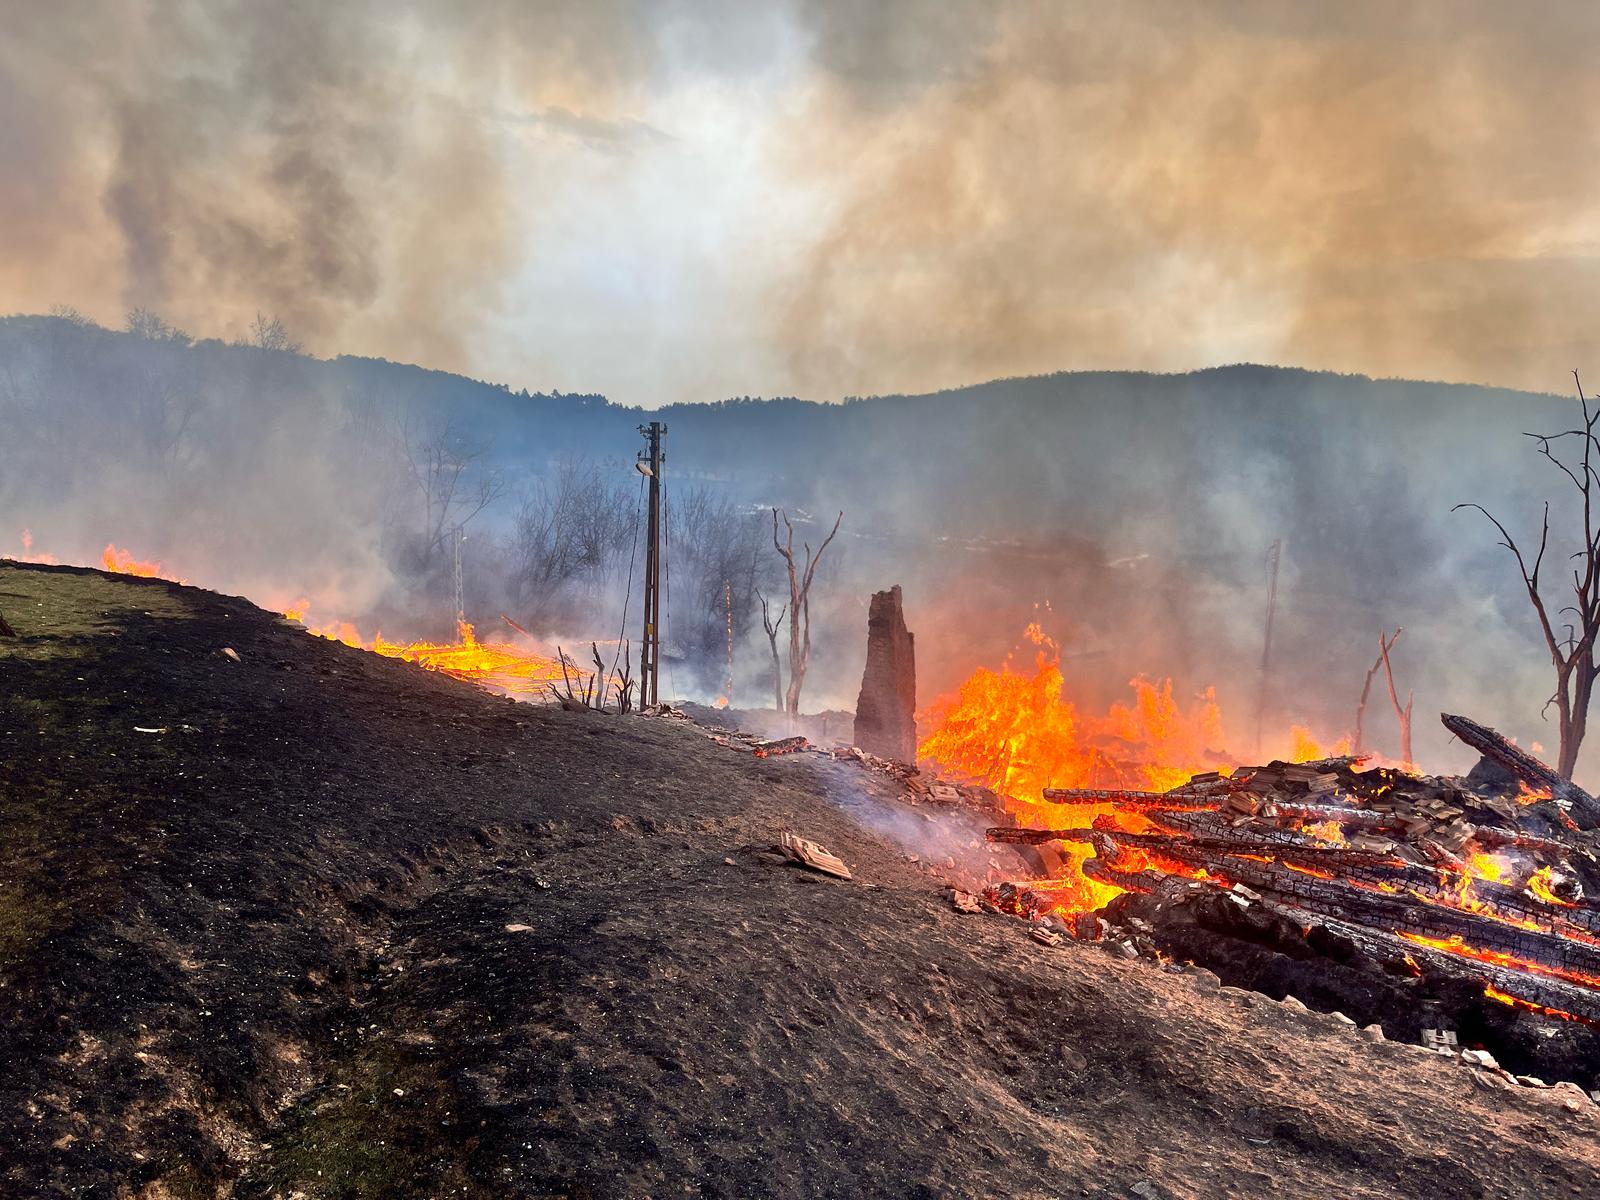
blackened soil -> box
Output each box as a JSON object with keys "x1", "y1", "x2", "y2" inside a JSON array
[{"x1": 4, "y1": 560, "x2": 1600, "y2": 1200}]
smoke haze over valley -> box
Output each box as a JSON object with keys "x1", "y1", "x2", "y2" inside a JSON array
[
  {"x1": 6, "y1": 1, "x2": 1600, "y2": 773},
  {"x1": 0, "y1": 311, "x2": 1589, "y2": 779}
]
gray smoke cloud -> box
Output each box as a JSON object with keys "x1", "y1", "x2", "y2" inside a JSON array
[{"x1": 5, "y1": 2, "x2": 1600, "y2": 403}]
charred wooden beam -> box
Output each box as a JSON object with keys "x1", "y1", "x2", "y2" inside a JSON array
[
  {"x1": 1298, "y1": 913, "x2": 1600, "y2": 1023},
  {"x1": 1040, "y1": 787, "x2": 1214, "y2": 807},
  {"x1": 1442, "y1": 712, "x2": 1600, "y2": 828}
]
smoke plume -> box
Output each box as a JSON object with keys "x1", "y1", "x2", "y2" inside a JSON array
[{"x1": 4, "y1": 3, "x2": 1600, "y2": 403}]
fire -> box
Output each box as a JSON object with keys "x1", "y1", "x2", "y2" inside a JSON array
[
  {"x1": 17, "y1": 528, "x2": 598, "y2": 707},
  {"x1": 1465, "y1": 853, "x2": 1512, "y2": 886},
  {"x1": 1399, "y1": 931, "x2": 1600, "y2": 992},
  {"x1": 101, "y1": 543, "x2": 164, "y2": 577},
  {"x1": 370, "y1": 620, "x2": 578, "y2": 700},
  {"x1": 16, "y1": 529, "x2": 56, "y2": 564},
  {"x1": 1528, "y1": 866, "x2": 1577, "y2": 908},
  {"x1": 1290, "y1": 726, "x2": 1354, "y2": 762},
  {"x1": 1484, "y1": 984, "x2": 1588, "y2": 1023},
  {"x1": 919, "y1": 628, "x2": 1337, "y2": 914},
  {"x1": 298, "y1": 615, "x2": 580, "y2": 701}
]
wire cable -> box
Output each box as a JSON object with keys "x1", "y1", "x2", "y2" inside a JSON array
[
  {"x1": 608, "y1": 471, "x2": 647, "y2": 689},
  {"x1": 661, "y1": 477, "x2": 676, "y2": 703}
]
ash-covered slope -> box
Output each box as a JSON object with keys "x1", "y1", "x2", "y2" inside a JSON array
[{"x1": 2, "y1": 561, "x2": 1598, "y2": 1199}]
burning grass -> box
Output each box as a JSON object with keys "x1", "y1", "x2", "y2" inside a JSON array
[{"x1": 14, "y1": 532, "x2": 583, "y2": 703}]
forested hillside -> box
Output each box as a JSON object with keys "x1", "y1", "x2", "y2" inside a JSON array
[{"x1": 0, "y1": 310, "x2": 1580, "y2": 772}]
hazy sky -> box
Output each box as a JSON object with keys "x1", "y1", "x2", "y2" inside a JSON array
[{"x1": 4, "y1": 0, "x2": 1599, "y2": 406}]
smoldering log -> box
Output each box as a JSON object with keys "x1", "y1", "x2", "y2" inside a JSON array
[{"x1": 1443, "y1": 712, "x2": 1600, "y2": 828}]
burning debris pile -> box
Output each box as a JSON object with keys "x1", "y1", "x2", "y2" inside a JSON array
[{"x1": 981, "y1": 711, "x2": 1600, "y2": 1082}]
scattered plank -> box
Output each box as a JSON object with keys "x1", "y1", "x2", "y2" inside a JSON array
[
  {"x1": 778, "y1": 831, "x2": 852, "y2": 879},
  {"x1": 754, "y1": 735, "x2": 808, "y2": 758}
]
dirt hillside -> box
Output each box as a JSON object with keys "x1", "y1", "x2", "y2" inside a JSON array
[{"x1": 3, "y1": 560, "x2": 1598, "y2": 1199}]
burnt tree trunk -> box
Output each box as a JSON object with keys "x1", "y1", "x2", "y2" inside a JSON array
[
  {"x1": 758, "y1": 589, "x2": 785, "y2": 713},
  {"x1": 852, "y1": 585, "x2": 917, "y2": 762}
]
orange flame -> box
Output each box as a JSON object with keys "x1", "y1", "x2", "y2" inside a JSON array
[
  {"x1": 1528, "y1": 866, "x2": 1577, "y2": 908},
  {"x1": 101, "y1": 544, "x2": 164, "y2": 578},
  {"x1": 368, "y1": 620, "x2": 579, "y2": 700},
  {"x1": 918, "y1": 629, "x2": 1340, "y2": 914},
  {"x1": 1399, "y1": 931, "x2": 1600, "y2": 991},
  {"x1": 1483, "y1": 984, "x2": 1589, "y2": 1023}
]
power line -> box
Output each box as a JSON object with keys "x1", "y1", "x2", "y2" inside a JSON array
[
  {"x1": 661, "y1": 476, "x2": 675, "y2": 704},
  {"x1": 607, "y1": 471, "x2": 646, "y2": 686}
]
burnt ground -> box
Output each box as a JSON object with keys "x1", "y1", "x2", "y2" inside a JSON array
[{"x1": 3, "y1": 561, "x2": 1600, "y2": 1200}]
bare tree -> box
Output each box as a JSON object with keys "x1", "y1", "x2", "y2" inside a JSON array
[
  {"x1": 1353, "y1": 646, "x2": 1384, "y2": 755},
  {"x1": 772, "y1": 508, "x2": 843, "y2": 721},
  {"x1": 1376, "y1": 627, "x2": 1413, "y2": 765},
  {"x1": 403, "y1": 416, "x2": 505, "y2": 564},
  {"x1": 47, "y1": 303, "x2": 97, "y2": 329},
  {"x1": 510, "y1": 458, "x2": 635, "y2": 625},
  {"x1": 245, "y1": 312, "x2": 300, "y2": 353},
  {"x1": 125, "y1": 307, "x2": 191, "y2": 345},
  {"x1": 1457, "y1": 372, "x2": 1600, "y2": 778},
  {"x1": 757, "y1": 587, "x2": 786, "y2": 712}
]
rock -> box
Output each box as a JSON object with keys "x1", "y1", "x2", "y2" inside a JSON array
[
  {"x1": 219, "y1": 646, "x2": 241, "y2": 662},
  {"x1": 1360, "y1": 1023, "x2": 1385, "y2": 1042},
  {"x1": 1461, "y1": 1048, "x2": 1499, "y2": 1070},
  {"x1": 1553, "y1": 1081, "x2": 1590, "y2": 1105},
  {"x1": 1329, "y1": 1011, "x2": 1356, "y2": 1027},
  {"x1": 852, "y1": 585, "x2": 917, "y2": 764},
  {"x1": 1281, "y1": 994, "x2": 1307, "y2": 1011},
  {"x1": 950, "y1": 889, "x2": 982, "y2": 914},
  {"x1": 1515, "y1": 1075, "x2": 1549, "y2": 1088}
]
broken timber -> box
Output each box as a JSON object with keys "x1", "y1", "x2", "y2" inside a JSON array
[
  {"x1": 1442, "y1": 712, "x2": 1600, "y2": 829},
  {"x1": 778, "y1": 832, "x2": 852, "y2": 879},
  {"x1": 989, "y1": 711, "x2": 1600, "y2": 1023}
]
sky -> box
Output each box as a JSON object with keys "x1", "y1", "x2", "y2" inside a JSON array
[{"x1": 4, "y1": 0, "x2": 1600, "y2": 407}]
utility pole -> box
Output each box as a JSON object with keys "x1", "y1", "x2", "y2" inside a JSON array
[
  {"x1": 638, "y1": 421, "x2": 666, "y2": 707},
  {"x1": 1254, "y1": 538, "x2": 1282, "y2": 757}
]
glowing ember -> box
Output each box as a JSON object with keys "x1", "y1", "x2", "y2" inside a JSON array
[
  {"x1": 1398, "y1": 931, "x2": 1600, "y2": 992},
  {"x1": 1483, "y1": 984, "x2": 1588, "y2": 1023}
]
